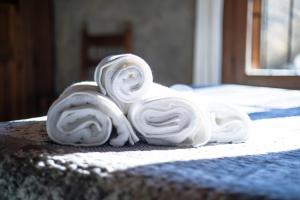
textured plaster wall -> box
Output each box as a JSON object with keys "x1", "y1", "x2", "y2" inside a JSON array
[{"x1": 54, "y1": 0, "x2": 195, "y2": 92}]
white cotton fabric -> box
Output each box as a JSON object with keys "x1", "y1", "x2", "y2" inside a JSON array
[
  {"x1": 205, "y1": 102, "x2": 251, "y2": 143},
  {"x1": 94, "y1": 54, "x2": 153, "y2": 113},
  {"x1": 170, "y1": 84, "x2": 251, "y2": 144},
  {"x1": 46, "y1": 82, "x2": 138, "y2": 147},
  {"x1": 46, "y1": 52, "x2": 250, "y2": 147},
  {"x1": 128, "y1": 83, "x2": 211, "y2": 147}
]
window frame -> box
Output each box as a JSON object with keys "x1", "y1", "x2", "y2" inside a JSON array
[{"x1": 222, "y1": 0, "x2": 300, "y2": 89}]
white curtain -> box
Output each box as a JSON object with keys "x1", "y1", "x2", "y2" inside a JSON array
[{"x1": 193, "y1": 0, "x2": 224, "y2": 85}]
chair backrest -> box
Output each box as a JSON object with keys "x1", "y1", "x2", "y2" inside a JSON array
[{"x1": 80, "y1": 22, "x2": 132, "y2": 80}]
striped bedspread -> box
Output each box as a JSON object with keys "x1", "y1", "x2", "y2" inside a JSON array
[
  {"x1": 192, "y1": 84, "x2": 300, "y2": 120},
  {"x1": 0, "y1": 84, "x2": 300, "y2": 199}
]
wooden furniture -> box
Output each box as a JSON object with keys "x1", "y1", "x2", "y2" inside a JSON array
[
  {"x1": 0, "y1": 3, "x2": 19, "y2": 120},
  {"x1": 0, "y1": 0, "x2": 54, "y2": 121},
  {"x1": 80, "y1": 23, "x2": 132, "y2": 80},
  {"x1": 222, "y1": 0, "x2": 300, "y2": 89}
]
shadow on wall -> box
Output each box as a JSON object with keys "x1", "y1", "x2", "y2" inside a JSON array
[{"x1": 54, "y1": 0, "x2": 196, "y2": 93}]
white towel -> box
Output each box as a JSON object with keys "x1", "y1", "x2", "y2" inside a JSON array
[
  {"x1": 46, "y1": 82, "x2": 139, "y2": 147},
  {"x1": 94, "y1": 54, "x2": 153, "y2": 112},
  {"x1": 171, "y1": 84, "x2": 251, "y2": 143},
  {"x1": 207, "y1": 102, "x2": 251, "y2": 143},
  {"x1": 128, "y1": 84, "x2": 211, "y2": 147}
]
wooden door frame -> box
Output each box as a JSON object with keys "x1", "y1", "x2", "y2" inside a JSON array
[
  {"x1": 222, "y1": 0, "x2": 300, "y2": 89},
  {"x1": 0, "y1": 0, "x2": 55, "y2": 120}
]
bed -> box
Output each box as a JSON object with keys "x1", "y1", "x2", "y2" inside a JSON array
[{"x1": 0, "y1": 84, "x2": 300, "y2": 199}]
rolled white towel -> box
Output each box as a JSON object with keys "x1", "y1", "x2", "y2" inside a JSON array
[
  {"x1": 46, "y1": 82, "x2": 138, "y2": 147},
  {"x1": 207, "y1": 102, "x2": 251, "y2": 143},
  {"x1": 128, "y1": 84, "x2": 211, "y2": 147},
  {"x1": 170, "y1": 84, "x2": 251, "y2": 143},
  {"x1": 94, "y1": 54, "x2": 153, "y2": 112}
]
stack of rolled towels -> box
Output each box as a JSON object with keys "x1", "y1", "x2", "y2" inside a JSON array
[{"x1": 47, "y1": 54, "x2": 251, "y2": 147}]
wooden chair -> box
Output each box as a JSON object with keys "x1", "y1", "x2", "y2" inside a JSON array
[{"x1": 80, "y1": 22, "x2": 132, "y2": 80}]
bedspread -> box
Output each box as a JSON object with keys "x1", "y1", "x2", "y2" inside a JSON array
[{"x1": 0, "y1": 84, "x2": 300, "y2": 200}]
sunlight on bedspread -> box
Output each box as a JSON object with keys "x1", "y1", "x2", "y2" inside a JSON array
[{"x1": 1, "y1": 84, "x2": 300, "y2": 171}]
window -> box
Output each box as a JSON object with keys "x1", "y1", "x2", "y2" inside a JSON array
[
  {"x1": 222, "y1": 0, "x2": 300, "y2": 89},
  {"x1": 247, "y1": 0, "x2": 300, "y2": 75}
]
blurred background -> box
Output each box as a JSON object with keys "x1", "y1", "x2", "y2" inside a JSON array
[{"x1": 1, "y1": 0, "x2": 300, "y2": 121}]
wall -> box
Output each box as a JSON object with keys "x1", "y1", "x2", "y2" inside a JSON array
[{"x1": 54, "y1": 0, "x2": 195, "y2": 92}]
